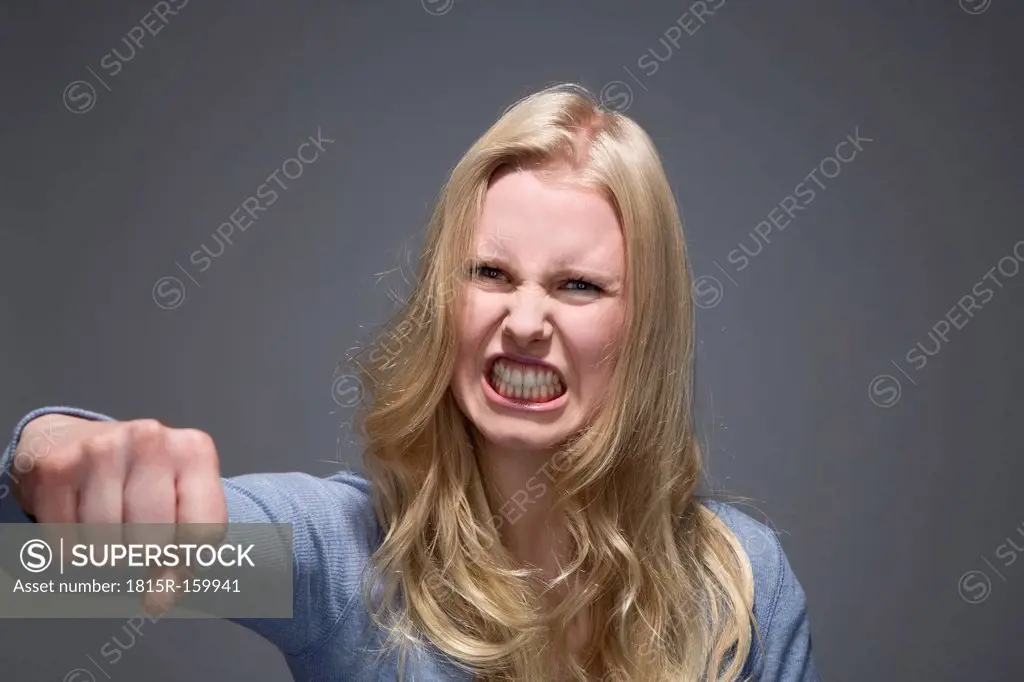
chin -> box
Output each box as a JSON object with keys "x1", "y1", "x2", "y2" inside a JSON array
[{"x1": 478, "y1": 424, "x2": 566, "y2": 452}]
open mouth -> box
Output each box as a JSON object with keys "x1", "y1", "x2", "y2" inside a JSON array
[{"x1": 487, "y1": 357, "x2": 566, "y2": 404}]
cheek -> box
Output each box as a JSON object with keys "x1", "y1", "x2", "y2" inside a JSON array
[
  {"x1": 563, "y1": 305, "x2": 624, "y2": 385},
  {"x1": 455, "y1": 292, "x2": 497, "y2": 368}
]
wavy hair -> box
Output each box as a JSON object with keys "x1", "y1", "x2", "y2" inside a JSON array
[{"x1": 348, "y1": 83, "x2": 757, "y2": 681}]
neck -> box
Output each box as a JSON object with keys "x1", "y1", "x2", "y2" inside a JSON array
[
  {"x1": 475, "y1": 439, "x2": 597, "y2": 662},
  {"x1": 476, "y1": 440, "x2": 574, "y2": 580}
]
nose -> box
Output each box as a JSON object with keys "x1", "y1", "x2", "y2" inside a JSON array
[{"x1": 502, "y1": 285, "x2": 552, "y2": 346}]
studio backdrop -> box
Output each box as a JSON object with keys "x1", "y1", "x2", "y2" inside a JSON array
[{"x1": 1, "y1": 1, "x2": 1022, "y2": 680}]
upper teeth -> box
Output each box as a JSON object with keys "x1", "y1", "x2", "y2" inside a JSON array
[{"x1": 492, "y1": 359, "x2": 561, "y2": 388}]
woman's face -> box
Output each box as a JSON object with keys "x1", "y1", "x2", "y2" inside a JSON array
[{"x1": 451, "y1": 168, "x2": 626, "y2": 452}]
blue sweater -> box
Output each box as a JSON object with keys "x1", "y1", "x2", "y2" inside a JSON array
[{"x1": 1, "y1": 406, "x2": 819, "y2": 681}]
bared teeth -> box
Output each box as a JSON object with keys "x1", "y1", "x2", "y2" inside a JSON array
[{"x1": 489, "y1": 358, "x2": 565, "y2": 402}]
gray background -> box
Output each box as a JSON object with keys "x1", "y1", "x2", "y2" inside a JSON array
[{"x1": 1, "y1": 1, "x2": 1022, "y2": 680}]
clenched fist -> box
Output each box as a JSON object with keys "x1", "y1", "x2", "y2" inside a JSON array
[
  {"x1": 8, "y1": 414, "x2": 227, "y2": 612},
  {"x1": 12, "y1": 415, "x2": 225, "y2": 526}
]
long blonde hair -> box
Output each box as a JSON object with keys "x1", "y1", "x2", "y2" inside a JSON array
[{"x1": 349, "y1": 83, "x2": 757, "y2": 681}]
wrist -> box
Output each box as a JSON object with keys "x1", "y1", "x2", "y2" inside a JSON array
[
  {"x1": 20, "y1": 413, "x2": 78, "y2": 453},
  {"x1": 10, "y1": 414, "x2": 82, "y2": 510}
]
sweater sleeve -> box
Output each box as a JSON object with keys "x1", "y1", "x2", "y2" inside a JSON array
[{"x1": 0, "y1": 406, "x2": 378, "y2": 661}]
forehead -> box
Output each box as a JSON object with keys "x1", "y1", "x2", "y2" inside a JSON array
[{"x1": 474, "y1": 169, "x2": 624, "y2": 269}]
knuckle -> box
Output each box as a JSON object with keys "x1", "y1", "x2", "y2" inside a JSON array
[
  {"x1": 82, "y1": 431, "x2": 123, "y2": 463},
  {"x1": 130, "y1": 417, "x2": 162, "y2": 433},
  {"x1": 39, "y1": 453, "x2": 79, "y2": 485},
  {"x1": 129, "y1": 418, "x2": 165, "y2": 444},
  {"x1": 128, "y1": 419, "x2": 167, "y2": 462},
  {"x1": 170, "y1": 428, "x2": 218, "y2": 464}
]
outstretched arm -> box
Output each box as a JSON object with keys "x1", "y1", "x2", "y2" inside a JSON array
[{"x1": 0, "y1": 407, "x2": 373, "y2": 660}]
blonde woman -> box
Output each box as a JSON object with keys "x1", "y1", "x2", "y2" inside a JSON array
[{"x1": 1, "y1": 84, "x2": 817, "y2": 681}]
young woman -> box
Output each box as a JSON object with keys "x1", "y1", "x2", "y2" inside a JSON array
[{"x1": 1, "y1": 84, "x2": 817, "y2": 681}]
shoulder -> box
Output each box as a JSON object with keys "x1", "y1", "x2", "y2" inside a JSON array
[
  {"x1": 700, "y1": 499, "x2": 789, "y2": 629},
  {"x1": 700, "y1": 499, "x2": 820, "y2": 681}
]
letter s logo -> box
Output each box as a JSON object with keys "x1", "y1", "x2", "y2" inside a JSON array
[{"x1": 20, "y1": 539, "x2": 52, "y2": 573}]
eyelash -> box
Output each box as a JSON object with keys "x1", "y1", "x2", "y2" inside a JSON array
[{"x1": 468, "y1": 264, "x2": 604, "y2": 293}]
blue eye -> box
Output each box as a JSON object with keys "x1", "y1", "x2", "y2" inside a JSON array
[
  {"x1": 564, "y1": 279, "x2": 602, "y2": 293},
  {"x1": 470, "y1": 264, "x2": 505, "y2": 280}
]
